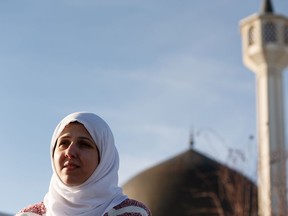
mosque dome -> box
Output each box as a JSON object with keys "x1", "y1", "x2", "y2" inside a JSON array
[{"x1": 123, "y1": 148, "x2": 258, "y2": 216}]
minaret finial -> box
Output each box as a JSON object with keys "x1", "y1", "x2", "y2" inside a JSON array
[{"x1": 261, "y1": 0, "x2": 274, "y2": 14}]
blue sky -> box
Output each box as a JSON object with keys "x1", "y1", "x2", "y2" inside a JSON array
[{"x1": 1, "y1": 0, "x2": 288, "y2": 214}]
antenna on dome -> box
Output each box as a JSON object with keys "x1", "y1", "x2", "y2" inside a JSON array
[{"x1": 189, "y1": 128, "x2": 195, "y2": 148}]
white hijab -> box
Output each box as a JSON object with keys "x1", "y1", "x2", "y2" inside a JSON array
[{"x1": 44, "y1": 112, "x2": 127, "y2": 216}]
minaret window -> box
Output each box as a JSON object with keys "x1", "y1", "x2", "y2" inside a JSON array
[
  {"x1": 263, "y1": 22, "x2": 277, "y2": 43},
  {"x1": 284, "y1": 25, "x2": 288, "y2": 45},
  {"x1": 248, "y1": 26, "x2": 255, "y2": 46}
]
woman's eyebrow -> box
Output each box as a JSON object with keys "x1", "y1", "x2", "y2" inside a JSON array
[
  {"x1": 78, "y1": 137, "x2": 94, "y2": 142},
  {"x1": 57, "y1": 135, "x2": 70, "y2": 140},
  {"x1": 57, "y1": 135, "x2": 94, "y2": 144}
]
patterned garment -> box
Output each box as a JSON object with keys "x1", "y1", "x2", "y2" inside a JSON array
[{"x1": 17, "y1": 199, "x2": 152, "y2": 216}]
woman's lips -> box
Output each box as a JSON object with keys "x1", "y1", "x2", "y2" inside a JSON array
[{"x1": 64, "y1": 161, "x2": 79, "y2": 171}]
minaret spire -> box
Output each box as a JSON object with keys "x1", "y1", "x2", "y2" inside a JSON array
[{"x1": 261, "y1": 0, "x2": 274, "y2": 13}]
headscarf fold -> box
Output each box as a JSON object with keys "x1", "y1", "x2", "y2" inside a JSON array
[{"x1": 44, "y1": 112, "x2": 127, "y2": 216}]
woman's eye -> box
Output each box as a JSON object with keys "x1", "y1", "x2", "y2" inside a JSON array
[
  {"x1": 58, "y1": 140, "x2": 69, "y2": 148},
  {"x1": 79, "y1": 142, "x2": 92, "y2": 148}
]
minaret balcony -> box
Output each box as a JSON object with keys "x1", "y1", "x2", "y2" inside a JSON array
[{"x1": 241, "y1": 14, "x2": 288, "y2": 72}]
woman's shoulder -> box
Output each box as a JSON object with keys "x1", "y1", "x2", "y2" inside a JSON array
[
  {"x1": 17, "y1": 201, "x2": 46, "y2": 215},
  {"x1": 105, "y1": 198, "x2": 152, "y2": 216},
  {"x1": 16, "y1": 199, "x2": 151, "y2": 216}
]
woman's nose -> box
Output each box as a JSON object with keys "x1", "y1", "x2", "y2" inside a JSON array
[{"x1": 65, "y1": 143, "x2": 77, "y2": 158}]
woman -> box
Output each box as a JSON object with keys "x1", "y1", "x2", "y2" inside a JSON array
[{"x1": 17, "y1": 112, "x2": 151, "y2": 216}]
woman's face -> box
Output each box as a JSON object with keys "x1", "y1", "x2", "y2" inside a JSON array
[{"x1": 53, "y1": 122, "x2": 100, "y2": 186}]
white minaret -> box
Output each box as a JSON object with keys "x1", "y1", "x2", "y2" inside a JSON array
[{"x1": 240, "y1": 0, "x2": 288, "y2": 215}]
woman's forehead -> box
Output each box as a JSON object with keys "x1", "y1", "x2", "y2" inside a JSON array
[{"x1": 59, "y1": 122, "x2": 92, "y2": 138}]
